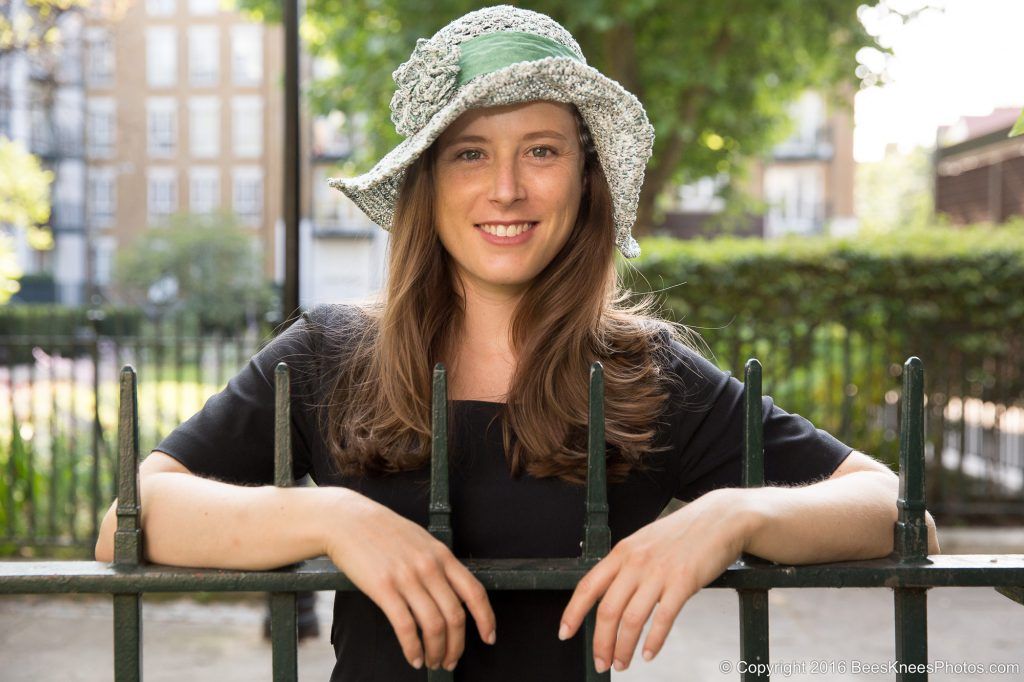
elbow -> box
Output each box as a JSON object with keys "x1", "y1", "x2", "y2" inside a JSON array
[
  {"x1": 95, "y1": 538, "x2": 112, "y2": 563},
  {"x1": 925, "y1": 510, "x2": 941, "y2": 555},
  {"x1": 94, "y1": 499, "x2": 117, "y2": 563}
]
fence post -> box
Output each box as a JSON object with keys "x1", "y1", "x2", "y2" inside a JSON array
[
  {"x1": 583, "y1": 362, "x2": 611, "y2": 681},
  {"x1": 113, "y1": 366, "x2": 143, "y2": 682},
  {"x1": 427, "y1": 364, "x2": 455, "y2": 681},
  {"x1": 270, "y1": 363, "x2": 299, "y2": 682},
  {"x1": 738, "y1": 359, "x2": 770, "y2": 681},
  {"x1": 893, "y1": 357, "x2": 930, "y2": 682}
]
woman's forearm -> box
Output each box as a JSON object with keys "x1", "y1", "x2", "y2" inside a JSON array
[
  {"x1": 95, "y1": 473, "x2": 350, "y2": 570},
  {"x1": 737, "y1": 471, "x2": 940, "y2": 565}
]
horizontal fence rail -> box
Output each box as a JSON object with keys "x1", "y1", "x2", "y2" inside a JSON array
[{"x1": 0, "y1": 357, "x2": 1022, "y2": 681}]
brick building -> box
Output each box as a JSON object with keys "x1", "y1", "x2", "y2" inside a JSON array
[{"x1": 934, "y1": 107, "x2": 1024, "y2": 225}]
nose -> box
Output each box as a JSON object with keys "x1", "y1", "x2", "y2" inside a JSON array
[{"x1": 488, "y1": 154, "x2": 526, "y2": 206}]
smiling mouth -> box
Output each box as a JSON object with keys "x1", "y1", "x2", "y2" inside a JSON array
[{"x1": 475, "y1": 222, "x2": 539, "y2": 237}]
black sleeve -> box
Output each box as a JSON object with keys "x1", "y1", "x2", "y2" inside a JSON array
[
  {"x1": 152, "y1": 307, "x2": 325, "y2": 486},
  {"x1": 661, "y1": 338, "x2": 854, "y2": 502}
]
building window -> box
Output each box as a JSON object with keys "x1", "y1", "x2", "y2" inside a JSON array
[
  {"x1": 231, "y1": 96, "x2": 262, "y2": 157},
  {"x1": 188, "y1": 97, "x2": 220, "y2": 157},
  {"x1": 85, "y1": 28, "x2": 114, "y2": 86},
  {"x1": 188, "y1": 0, "x2": 219, "y2": 14},
  {"x1": 764, "y1": 166, "x2": 824, "y2": 237},
  {"x1": 188, "y1": 26, "x2": 219, "y2": 86},
  {"x1": 231, "y1": 25, "x2": 263, "y2": 85},
  {"x1": 147, "y1": 168, "x2": 178, "y2": 222},
  {"x1": 146, "y1": 27, "x2": 178, "y2": 88},
  {"x1": 94, "y1": 236, "x2": 117, "y2": 285},
  {"x1": 232, "y1": 167, "x2": 263, "y2": 224},
  {"x1": 88, "y1": 167, "x2": 117, "y2": 226},
  {"x1": 189, "y1": 167, "x2": 220, "y2": 213},
  {"x1": 146, "y1": 0, "x2": 177, "y2": 16},
  {"x1": 86, "y1": 98, "x2": 116, "y2": 158},
  {"x1": 147, "y1": 98, "x2": 177, "y2": 157}
]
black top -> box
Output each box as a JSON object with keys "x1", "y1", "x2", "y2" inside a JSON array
[{"x1": 155, "y1": 304, "x2": 853, "y2": 682}]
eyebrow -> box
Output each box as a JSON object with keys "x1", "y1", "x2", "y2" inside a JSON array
[{"x1": 442, "y1": 130, "x2": 570, "y2": 147}]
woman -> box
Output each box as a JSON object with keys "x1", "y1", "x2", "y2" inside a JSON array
[{"x1": 96, "y1": 5, "x2": 939, "y2": 680}]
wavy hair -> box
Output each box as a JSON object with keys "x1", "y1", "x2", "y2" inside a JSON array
[{"x1": 312, "y1": 105, "x2": 702, "y2": 485}]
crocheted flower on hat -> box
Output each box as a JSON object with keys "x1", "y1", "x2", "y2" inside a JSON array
[{"x1": 390, "y1": 37, "x2": 462, "y2": 138}]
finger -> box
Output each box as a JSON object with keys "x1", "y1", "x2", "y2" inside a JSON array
[
  {"x1": 560, "y1": 554, "x2": 621, "y2": 641},
  {"x1": 419, "y1": 560, "x2": 468, "y2": 670},
  {"x1": 373, "y1": 587, "x2": 426, "y2": 669},
  {"x1": 590, "y1": 568, "x2": 640, "y2": 673},
  {"x1": 640, "y1": 582, "x2": 694, "y2": 662},
  {"x1": 611, "y1": 579, "x2": 663, "y2": 671},
  {"x1": 444, "y1": 555, "x2": 497, "y2": 645},
  {"x1": 400, "y1": 574, "x2": 448, "y2": 670}
]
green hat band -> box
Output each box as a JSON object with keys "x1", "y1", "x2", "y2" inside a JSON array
[{"x1": 457, "y1": 31, "x2": 581, "y2": 87}]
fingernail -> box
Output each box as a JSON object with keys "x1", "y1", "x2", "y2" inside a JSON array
[
  {"x1": 643, "y1": 649, "x2": 654, "y2": 661},
  {"x1": 594, "y1": 657, "x2": 608, "y2": 673},
  {"x1": 558, "y1": 622, "x2": 569, "y2": 640},
  {"x1": 614, "y1": 658, "x2": 626, "y2": 671},
  {"x1": 486, "y1": 630, "x2": 496, "y2": 645},
  {"x1": 412, "y1": 657, "x2": 423, "y2": 670},
  {"x1": 445, "y1": 661, "x2": 457, "y2": 672}
]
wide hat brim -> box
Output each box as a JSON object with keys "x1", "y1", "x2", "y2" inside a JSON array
[{"x1": 327, "y1": 56, "x2": 654, "y2": 259}]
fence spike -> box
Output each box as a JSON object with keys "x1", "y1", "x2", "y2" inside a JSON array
[
  {"x1": 114, "y1": 366, "x2": 141, "y2": 566},
  {"x1": 113, "y1": 365, "x2": 142, "y2": 682},
  {"x1": 270, "y1": 362, "x2": 298, "y2": 682},
  {"x1": 738, "y1": 358, "x2": 770, "y2": 681},
  {"x1": 895, "y1": 357, "x2": 931, "y2": 564},
  {"x1": 583, "y1": 361, "x2": 611, "y2": 681},
  {"x1": 429, "y1": 363, "x2": 453, "y2": 550},
  {"x1": 274, "y1": 363, "x2": 293, "y2": 489},
  {"x1": 893, "y1": 356, "x2": 930, "y2": 681}
]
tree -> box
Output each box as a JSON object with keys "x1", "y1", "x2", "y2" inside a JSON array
[
  {"x1": 855, "y1": 145, "x2": 934, "y2": 234},
  {"x1": 0, "y1": 0, "x2": 92, "y2": 57},
  {"x1": 0, "y1": 136, "x2": 55, "y2": 304},
  {"x1": 112, "y1": 213, "x2": 277, "y2": 332},
  {"x1": 240, "y1": 0, "x2": 937, "y2": 232}
]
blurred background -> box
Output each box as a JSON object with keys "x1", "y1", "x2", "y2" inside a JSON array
[{"x1": 0, "y1": 0, "x2": 1021, "y2": 557}]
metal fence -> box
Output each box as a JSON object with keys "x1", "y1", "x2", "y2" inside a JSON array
[
  {"x1": 2, "y1": 313, "x2": 1023, "y2": 557},
  {"x1": 1, "y1": 357, "x2": 1022, "y2": 681},
  {"x1": 701, "y1": 322, "x2": 1024, "y2": 520},
  {"x1": 1, "y1": 310, "x2": 269, "y2": 553}
]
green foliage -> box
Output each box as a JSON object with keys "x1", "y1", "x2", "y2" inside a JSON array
[
  {"x1": 1010, "y1": 108, "x2": 1024, "y2": 137},
  {"x1": 0, "y1": 136, "x2": 55, "y2": 304},
  {"x1": 234, "y1": 0, "x2": 930, "y2": 229},
  {"x1": 855, "y1": 146, "x2": 936, "y2": 234},
  {"x1": 112, "y1": 212, "x2": 278, "y2": 333},
  {"x1": 625, "y1": 221, "x2": 1024, "y2": 466}
]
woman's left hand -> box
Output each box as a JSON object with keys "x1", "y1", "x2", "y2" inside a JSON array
[{"x1": 558, "y1": 487, "x2": 754, "y2": 674}]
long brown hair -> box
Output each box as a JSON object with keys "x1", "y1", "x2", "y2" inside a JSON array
[{"x1": 311, "y1": 105, "x2": 702, "y2": 485}]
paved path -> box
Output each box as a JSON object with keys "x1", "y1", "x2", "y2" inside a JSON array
[{"x1": 2, "y1": 584, "x2": 1021, "y2": 681}]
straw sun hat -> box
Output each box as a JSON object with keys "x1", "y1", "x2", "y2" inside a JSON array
[{"x1": 327, "y1": 4, "x2": 655, "y2": 258}]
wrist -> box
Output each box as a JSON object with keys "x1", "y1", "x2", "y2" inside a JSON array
[{"x1": 714, "y1": 487, "x2": 770, "y2": 557}]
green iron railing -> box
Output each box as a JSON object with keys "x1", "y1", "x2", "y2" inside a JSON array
[{"x1": 2, "y1": 356, "x2": 1023, "y2": 681}]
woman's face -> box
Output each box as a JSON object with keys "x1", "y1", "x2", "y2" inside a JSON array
[{"x1": 432, "y1": 100, "x2": 585, "y2": 299}]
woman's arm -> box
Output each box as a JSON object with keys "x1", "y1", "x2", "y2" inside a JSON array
[
  {"x1": 94, "y1": 451, "x2": 348, "y2": 569},
  {"x1": 95, "y1": 451, "x2": 498, "y2": 672},
  {"x1": 741, "y1": 450, "x2": 940, "y2": 563},
  {"x1": 558, "y1": 450, "x2": 940, "y2": 674}
]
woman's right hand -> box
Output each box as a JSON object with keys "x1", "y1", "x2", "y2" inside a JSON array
[{"x1": 323, "y1": 489, "x2": 496, "y2": 672}]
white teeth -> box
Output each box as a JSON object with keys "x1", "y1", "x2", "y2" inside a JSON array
[{"x1": 478, "y1": 222, "x2": 535, "y2": 237}]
